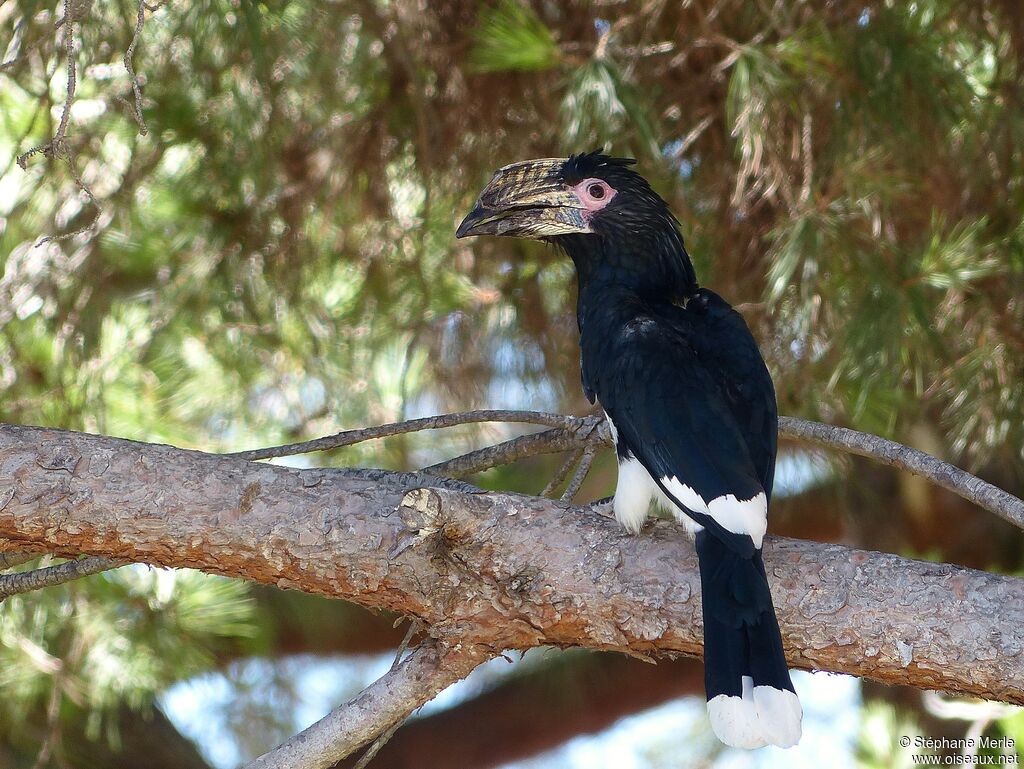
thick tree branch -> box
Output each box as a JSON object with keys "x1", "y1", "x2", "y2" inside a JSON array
[
  {"x1": 245, "y1": 641, "x2": 491, "y2": 769},
  {"x1": 1, "y1": 424, "x2": 1022, "y2": 708}
]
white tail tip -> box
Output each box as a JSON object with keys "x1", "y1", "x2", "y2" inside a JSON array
[{"x1": 707, "y1": 676, "x2": 802, "y2": 749}]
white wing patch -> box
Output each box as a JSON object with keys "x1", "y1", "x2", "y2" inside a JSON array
[
  {"x1": 661, "y1": 477, "x2": 767, "y2": 548},
  {"x1": 606, "y1": 411, "x2": 764, "y2": 544},
  {"x1": 613, "y1": 457, "x2": 656, "y2": 534},
  {"x1": 707, "y1": 676, "x2": 802, "y2": 749},
  {"x1": 614, "y1": 457, "x2": 704, "y2": 538}
]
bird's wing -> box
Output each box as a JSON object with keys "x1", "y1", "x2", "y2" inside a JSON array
[
  {"x1": 598, "y1": 302, "x2": 776, "y2": 554},
  {"x1": 690, "y1": 291, "x2": 778, "y2": 501}
]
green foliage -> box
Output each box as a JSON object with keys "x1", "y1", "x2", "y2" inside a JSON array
[
  {"x1": 856, "y1": 702, "x2": 929, "y2": 769},
  {"x1": 0, "y1": 566, "x2": 254, "y2": 743},
  {"x1": 3, "y1": 0, "x2": 1024, "y2": 761},
  {"x1": 469, "y1": 1, "x2": 560, "y2": 74}
]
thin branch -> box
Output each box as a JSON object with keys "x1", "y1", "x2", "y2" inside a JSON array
[
  {"x1": 350, "y1": 720, "x2": 401, "y2": 769},
  {"x1": 122, "y1": 0, "x2": 150, "y2": 135},
  {"x1": 561, "y1": 446, "x2": 596, "y2": 502},
  {"x1": 13, "y1": 0, "x2": 102, "y2": 245},
  {"x1": 0, "y1": 556, "x2": 124, "y2": 600},
  {"x1": 779, "y1": 416, "x2": 1024, "y2": 532},
  {"x1": 37, "y1": 154, "x2": 101, "y2": 245},
  {"x1": 421, "y1": 426, "x2": 586, "y2": 478},
  {"x1": 31, "y1": 667, "x2": 65, "y2": 769},
  {"x1": 230, "y1": 410, "x2": 576, "y2": 462},
  {"x1": 17, "y1": 0, "x2": 76, "y2": 170},
  {"x1": 245, "y1": 642, "x2": 491, "y2": 769},
  {"x1": 232, "y1": 402, "x2": 1023, "y2": 531},
  {"x1": 541, "y1": 448, "x2": 583, "y2": 497},
  {"x1": 349, "y1": 619, "x2": 424, "y2": 769},
  {"x1": 671, "y1": 113, "x2": 715, "y2": 159},
  {"x1": 0, "y1": 15, "x2": 67, "y2": 74},
  {"x1": 235, "y1": 409, "x2": 1021, "y2": 528},
  {"x1": 391, "y1": 617, "x2": 421, "y2": 668}
]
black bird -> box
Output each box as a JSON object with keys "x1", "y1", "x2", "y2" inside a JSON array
[{"x1": 456, "y1": 152, "x2": 801, "y2": 749}]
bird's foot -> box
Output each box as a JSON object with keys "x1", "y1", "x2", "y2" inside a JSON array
[{"x1": 587, "y1": 496, "x2": 614, "y2": 518}]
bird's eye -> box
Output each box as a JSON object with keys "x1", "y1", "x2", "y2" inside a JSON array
[{"x1": 572, "y1": 177, "x2": 616, "y2": 211}]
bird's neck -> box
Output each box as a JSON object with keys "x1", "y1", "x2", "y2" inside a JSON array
[{"x1": 556, "y1": 230, "x2": 700, "y2": 315}]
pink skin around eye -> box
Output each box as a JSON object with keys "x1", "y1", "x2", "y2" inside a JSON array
[{"x1": 570, "y1": 178, "x2": 616, "y2": 217}]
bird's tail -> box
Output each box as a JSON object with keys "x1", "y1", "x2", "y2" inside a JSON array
[{"x1": 694, "y1": 530, "x2": 801, "y2": 749}]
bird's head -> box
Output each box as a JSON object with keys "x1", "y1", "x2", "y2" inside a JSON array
[
  {"x1": 457, "y1": 151, "x2": 697, "y2": 299},
  {"x1": 456, "y1": 151, "x2": 670, "y2": 240}
]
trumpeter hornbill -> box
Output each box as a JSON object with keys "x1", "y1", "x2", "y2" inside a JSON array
[{"x1": 456, "y1": 151, "x2": 801, "y2": 749}]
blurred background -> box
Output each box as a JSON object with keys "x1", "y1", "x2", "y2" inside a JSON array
[{"x1": 2, "y1": 0, "x2": 1024, "y2": 766}]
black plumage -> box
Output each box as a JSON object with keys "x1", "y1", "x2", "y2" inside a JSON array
[{"x1": 457, "y1": 151, "x2": 801, "y2": 749}]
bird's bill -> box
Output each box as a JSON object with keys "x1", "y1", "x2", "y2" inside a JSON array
[{"x1": 456, "y1": 157, "x2": 590, "y2": 239}]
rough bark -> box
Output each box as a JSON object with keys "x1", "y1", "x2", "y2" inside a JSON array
[{"x1": 1, "y1": 424, "x2": 1023, "y2": 706}]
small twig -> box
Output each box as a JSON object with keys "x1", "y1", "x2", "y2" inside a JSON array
[
  {"x1": 0, "y1": 100, "x2": 45, "y2": 180},
  {"x1": 17, "y1": 0, "x2": 76, "y2": 170},
  {"x1": 0, "y1": 15, "x2": 67, "y2": 73},
  {"x1": 671, "y1": 113, "x2": 715, "y2": 159},
  {"x1": 244, "y1": 641, "x2": 492, "y2": 769},
  {"x1": 799, "y1": 110, "x2": 813, "y2": 206},
  {"x1": 561, "y1": 446, "x2": 596, "y2": 502},
  {"x1": 779, "y1": 417, "x2": 1024, "y2": 532},
  {"x1": 35, "y1": 154, "x2": 101, "y2": 245},
  {"x1": 12, "y1": 0, "x2": 102, "y2": 245},
  {"x1": 123, "y1": 0, "x2": 150, "y2": 135},
  {"x1": 0, "y1": 17, "x2": 29, "y2": 73},
  {"x1": 351, "y1": 720, "x2": 401, "y2": 769},
  {"x1": 230, "y1": 410, "x2": 576, "y2": 462},
  {"x1": 422, "y1": 426, "x2": 588, "y2": 479},
  {"x1": 391, "y1": 618, "x2": 421, "y2": 669},
  {"x1": 420, "y1": 414, "x2": 606, "y2": 479},
  {"x1": 30, "y1": 667, "x2": 65, "y2": 769},
  {"x1": 349, "y1": 618, "x2": 423, "y2": 769},
  {"x1": 541, "y1": 448, "x2": 584, "y2": 497},
  {"x1": 0, "y1": 555, "x2": 124, "y2": 600}
]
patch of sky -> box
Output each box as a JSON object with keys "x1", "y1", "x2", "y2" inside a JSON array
[
  {"x1": 163, "y1": 650, "x2": 537, "y2": 768},
  {"x1": 163, "y1": 654, "x2": 396, "y2": 769},
  {"x1": 661, "y1": 139, "x2": 695, "y2": 179},
  {"x1": 486, "y1": 338, "x2": 558, "y2": 412},
  {"x1": 498, "y1": 670, "x2": 860, "y2": 769},
  {"x1": 774, "y1": 451, "x2": 833, "y2": 498},
  {"x1": 164, "y1": 647, "x2": 860, "y2": 769}
]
